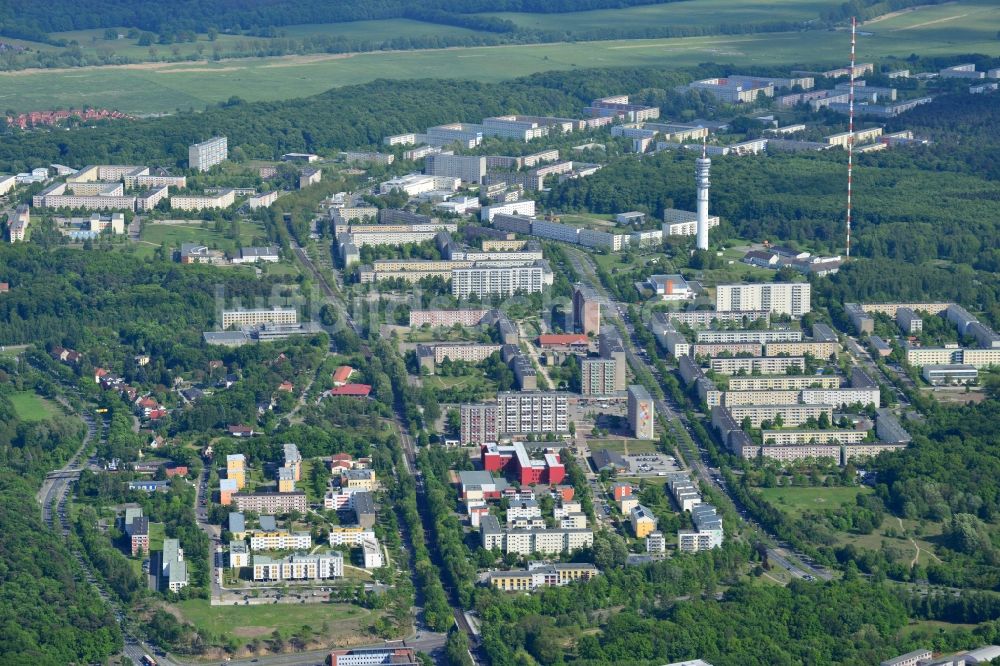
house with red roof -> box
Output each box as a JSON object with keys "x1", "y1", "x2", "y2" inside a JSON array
[
  {"x1": 278, "y1": 381, "x2": 294, "y2": 393},
  {"x1": 332, "y1": 366, "x2": 355, "y2": 386},
  {"x1": 94, "y1": 368, "x2": 110, "y2": 383},
  {"x1": 327, "y1": 384, "x2": 372, "y2": 398},
  {"x1": 537, "y1": 334, "x2": 590, "y2": 349},
  {"x1": 227, "y1": 425, "x2": 256, "y2": 437}
]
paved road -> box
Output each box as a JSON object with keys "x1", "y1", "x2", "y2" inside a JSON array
[{"x1": 565, "y1": 246, "x2": 832, "y2": 582}]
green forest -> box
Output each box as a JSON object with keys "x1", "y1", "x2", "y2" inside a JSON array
[{"x1": 0, "y1": 378, "x2": 123, "y2": 664}]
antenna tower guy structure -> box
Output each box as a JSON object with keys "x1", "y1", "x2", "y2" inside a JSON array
[
  {"x1": 845, "y1": 16, "x2": 857, "y2": 258},
  {"x1": 695, "y1": 136, "x2": 711, "y2": 251}
]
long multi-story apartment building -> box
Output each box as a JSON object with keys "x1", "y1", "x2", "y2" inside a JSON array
[
  {"x1": 764, "y1": 341, "x2": 839, "y2": 358},
  {"x1": 481, "y1": 200, "x2": 536, "y2": 222},
  {"x1": 221, "y1": 307, "x2": 297, "y2": 329},
  {"x1": 249, "y1": 531, "x2": 312, "y2": 551},
  {"x1": 761, "y1": 430, "x2": 867, "y2": 446},
  {"x1": 496, "y1": 391, "x2": 569, "y2": 435},
  {"x1": 726, "y1": 375, "x2": 839, "y2": 391},
  {"x1": 425, "y1": 154, "x2": 487, "y2": 184},
  {"x1": 662, "y1": 309, "x2": 770, "y2": 328},
  {"x1": 488, "y1": 562, "x2": 599, "y2": 592},
  {"x1": 252, "y1": 552, "x2": 343, "y2": 581},
  {"x1": 33, "y1": 182, "x2": 136, "y2": 210},
  {"x1": 721, "y1": 390, "x2": 800, "y2": 406},
  {"x1": 692, "y1": 342, "x2": 764, "y2": 358},
  {"x1": 171, "y1": 189, "x2": 235, "y2": 210},
  {"x1": 709, "y1": 356, "x2": 805, "y2": 375},
  {"x1": 715, "y1": 282, "x2": 811, "y2": 317},
  {"x1": 480, "y1": 515, "x2": 593, "y2": 555},
  {"x1": 695, "y1": 329, "x2": 802, "y2": 344},
  {"x1": 757, "y1": 443, "x2": 842, "y2": 463},
  {"x1": 189, "y1": 136, "x2": 228, "y2": 171},
  {"x1": 408, "y1": 309, "x2": 489, "y2": 328},
  {"x1": 726, "y1": 403, "x2": 834, "y2": 428},
  {"x1": 328, "y1": 527, "x2": 377, "y2": 547},
  {"x1": 451, "y1": 262, "x2": 552, "y2": 298},
  {"x1": 232, "y1": 492, "x2": 308, "y2": 514},
  {"x1": 801, "y1": 387, "x2": 880, "y2": 408},
  {"x1": 662, "y1": 207, "x2": 721, "y2": 237},
  {"x1": 419, "y1": 343, "x2": 501, "y2": 367}
]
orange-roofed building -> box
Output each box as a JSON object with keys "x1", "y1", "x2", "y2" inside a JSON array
[
  {"x1": 328, "y1": 384, "x2": 371, "y2": 397},
  {"x1": 332, "y1": 366, "x2": 355, "y2": 386},
  {"x1": 537, "y1": 334, "x2": 590, "y2": 348}
]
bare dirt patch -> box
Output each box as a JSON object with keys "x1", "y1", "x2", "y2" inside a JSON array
[{"x1": 233, "y1": 626, "x2": 273, "y2": 638}]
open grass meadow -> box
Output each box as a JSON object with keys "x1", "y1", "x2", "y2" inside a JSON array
[
  {"x1": 171, "y1": 599, "x2": 376, "y2": 640},
  {"x1": 9, "y1": 391, "x2": 60, "y2": 422},
  {"x1": 135, "y1": 220, "x2": 267, "y2": 257},
  {"x1": 1, "y1": 0, "x2": 997, "y2": 115},
  {"x1": 756, "y1": 485, "x2": 873, "y2": 518}
]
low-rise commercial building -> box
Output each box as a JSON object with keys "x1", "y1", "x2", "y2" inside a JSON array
[
  {"x1": 488, "y1": 562, "x2": 599, "y2": 591},
  {"x1": 922, "y1": 364, "x2": 978, "y2": 386}
]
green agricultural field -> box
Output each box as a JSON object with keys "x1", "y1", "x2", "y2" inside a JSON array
[
  {"x1": 9, "y1": 391, "x2": 60, "y2": 422},
  {"x1": 756, "y1": 485, "x2": 873, "y2": 518},
  {"x1": 476, "y1": 0, "x2": 833, "y2": 33},
  {"x1": 171, "y1": 599, "x2": 375, "y2": 640},
  {"x1": 279, "y1": 18, "x2": 483, "y2": 42},
  {"x1": 37, "y1": 19, "x2": 485, "y2": 67},
  {"x1": 2, "y1": 1, "x2": 998, "y2": 115}
]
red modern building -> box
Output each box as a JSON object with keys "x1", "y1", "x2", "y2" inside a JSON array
[{"x1": 481, "y1": 441, "x2": 565, "y2": 486}]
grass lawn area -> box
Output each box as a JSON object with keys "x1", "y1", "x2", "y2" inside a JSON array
[
  {"x1": 422, "y1": 374, "x2": 498, "y2": 399},
  {"x1": 172, "y1": 599, "x2": 374, "y2": 640},
  {"x1": 9, "y1": 391, "x2": 60, "y2": 422},
  {"x1": 148, "y1": 522, "x2": 166, "y2": 552},
  {"x1": 138, "y1": 220, "x2": 266, "y2": 256},
  {"x1": 589, "y1": 438, "x2": 657, "y2": 455},
  {"x1": 3, "y1": 2, "x2": 997, "y2": 114},
  {"x1": 756, "y1": 485, "x2": 873, "y2": 518},
  {"x1": 592, "y1": 250, "x2": 673, "y2": 276},
  {"x1": 900, "y1": 619, "x2": 979, "y2": 637}
]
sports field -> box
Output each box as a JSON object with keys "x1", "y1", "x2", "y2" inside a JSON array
[
  {"x1": 9, "y1": 391, "x2": 60, "y2": 422},
  {"x1": 756, "y1": 485, "x2": 873, "y2": 518},
  {"x1": 0, "y1": 0, "x2": 997, "y2": 114},
  {"x1": 172, "y1": 599, "x2": 375, "y2": 639}
]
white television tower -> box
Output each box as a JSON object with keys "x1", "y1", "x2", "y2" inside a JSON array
[{"x1": 695, "y1": 138, "x2": 711, "y2": 251}]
